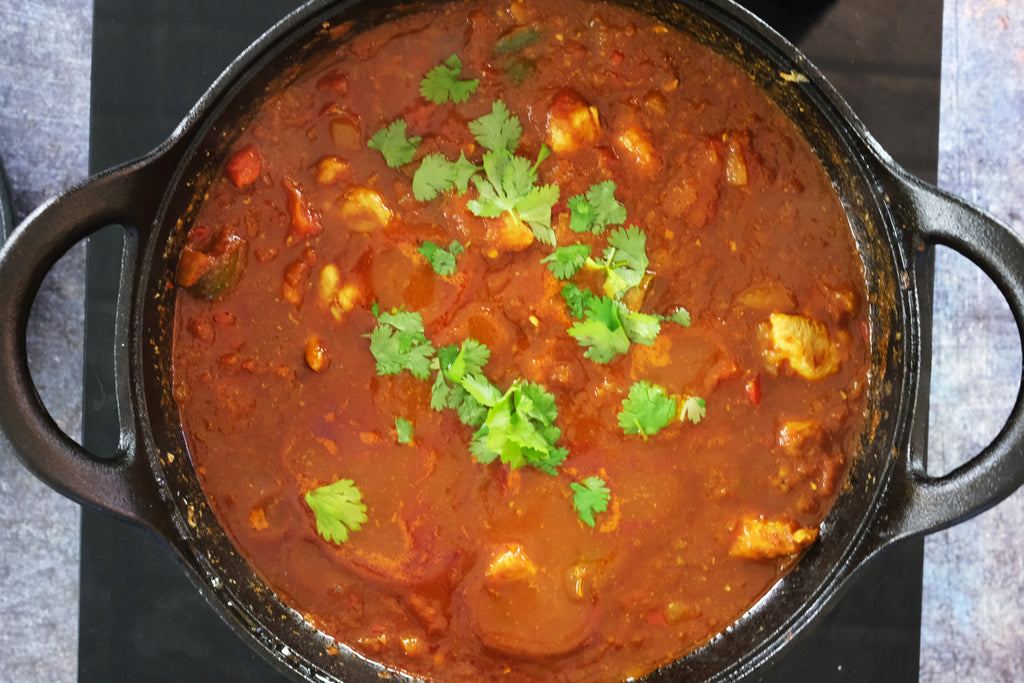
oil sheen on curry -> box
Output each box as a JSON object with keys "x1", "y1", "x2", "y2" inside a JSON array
[{"x1": 171, "y1": 0, "x2": 870, "y2": 680}]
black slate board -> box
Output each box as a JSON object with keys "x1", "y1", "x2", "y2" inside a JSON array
[{"x1": 81, "y1": 1, "x2": 938, "y2": 680}]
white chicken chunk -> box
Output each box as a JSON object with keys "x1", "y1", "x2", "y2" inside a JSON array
[
  {"x1": 761, "y1": 313, "x2": 840, "y2": 380},
  {"x1": 338, "y1": 186, "x2": 392, "y2": 232},
  {"x1": 729, "y1": 516, "x2": 818, "y2": 560},
  {"x1": 546, "y1": 89, "x2": 601, "y2": 154}
]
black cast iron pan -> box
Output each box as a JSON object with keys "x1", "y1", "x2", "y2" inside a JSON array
[
  {"x1": 0, "y1": 159, "x2": 12, "y2": 243},
  {"x1": 1, "y1": 0, "x2": 1023, "y2": 681}
]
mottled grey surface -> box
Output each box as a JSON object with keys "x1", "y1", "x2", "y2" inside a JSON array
[
  {"x1": 0, "y1": 1, "x2": 91, "y2": 681},
  {"x1": 920, "y1": 0, "x2": 1024, "y2": 680},
  {"x1": 1, "y1": 0, "x2": 1023, "y2": 682}
]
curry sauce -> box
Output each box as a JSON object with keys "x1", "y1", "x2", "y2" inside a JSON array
[{"x1": 171, "y1": 0, "x2": 870, "y2": 680}]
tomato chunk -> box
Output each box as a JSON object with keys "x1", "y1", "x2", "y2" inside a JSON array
[{"x1": 225, "y1": 145, "x2": 262, "y2": 187}]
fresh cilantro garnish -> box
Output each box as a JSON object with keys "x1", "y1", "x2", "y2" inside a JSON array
[
  {"x1": 561, "y1": 283, "x2": 597, "y2": 319},
  {"x1": 395, "y1": 417, "x2": 414, "y2": 444},
  {"x1": 618, "y1": 309, "x2": 661, "y2": 346},
  {"x1": 468, "y1": 100, "x2": 523, "y2": 152},
  {"x1": 571, "y1": 477, "x2": 610, "y2": 527},
  {"x1": 665, "y1": 307, "x2": 691, "y2": 327},
  {"x1": 568, "y1": 181, "x2": 627, "y2": 234},
  {"x1": 367, "y1": 119, "x2": 421, "y2": 168},
  {"x1": 512, "y1": 178, "x2": 561, "y2": 245},
  {"x1": 567, "y1": 296, "x2": 630, "y2": 363},
  {"x1": 410, "y1": 101, "x2": 559, "y2": 245},
  {"x1": 431, "y1": 339, "x2": 491, "y2": 426},
  {"x1": 412, "y1": 152, "x2": 479, "y2": 201},
  {"x1": 680, "y1": 396, "x2": 707, "y2": 425},
  {"x1": 592, "y1": 225, "x2": 649, "y2": 300},
  {"x1": 443, "y1": 338, "x2": 491, "y2": 381},
  {"x1": 305, "y1": 478, "x2": 368, "y2": 544},
  {"x1": 365, "y1": 306, "x2": 436, "y2": 379},
  {"x1": 466, "y1": 145, "x2": 560, "y2": 245},
  {"x1": 566, "y1": 295, "x2": 659, "y2": 363},
  {"x1": 420, "y1": 54, "x2": 479, "y2": 104},
  {"x1": 618, "y1": 381, "x2": 677, "y2": 438},
  {"x1": 418, "y1": 240, "x2": 465, "y2": 276},
  {"x1": 542, "y1": 245, "x2": 592, "y2": 279},
  {"x1": 470, "y1": 380, "x2": 567, "y2": 475}
]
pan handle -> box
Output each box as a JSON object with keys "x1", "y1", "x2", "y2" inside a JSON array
[
  {"x1": 0, "y1": 151, "x2": 178, "y2": 537},
  {"x1": 871, "y1": 161, "x2": 1024, "y2": 544}
]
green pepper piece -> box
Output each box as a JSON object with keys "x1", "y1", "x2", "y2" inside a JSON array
[{"x1": 494, "y1": 24, "x2": 542, "y2": 54}]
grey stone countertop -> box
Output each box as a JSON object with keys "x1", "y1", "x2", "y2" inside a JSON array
[{"x1": 0, "y1": 1, "x2": 1022, "y2": 681}]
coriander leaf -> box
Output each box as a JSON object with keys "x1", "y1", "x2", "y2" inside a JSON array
[
  {"x1": 460, "y1": 372, "x2": 504, "y2": 407},
  {"x1": 413, "y1": 152, "x2": 481, "y2": 201},
  {"x1": 542, "y1": 244, "x2": 592, "y2": 279},
  {"x1": 467, "y1": 151, "x2": 516, "y2": 218},
  {"x1": 618, "y1": 307, "x2": 661, "y2": 346},
  {"x1": 367, "y1": 119, "x2": 421, "y2": 168},
  {"x1": 680, "y1": 396, "x2": 707, "y2": 425},
  {"x1": 447, "y1": 338, "x2": 490, "y2": 380},
  {"x1": 365, "y1": 307, "x2": 436, "y2": 379},
  {"x1": 457, "y1": 397, "x2": 489, "y2": 427},
  {"x1": 466, "y1": 147, "x2": 559, "y2": 245},
  {"x1": 516, "y1": 182, "x2": 560, "y2": 245},
  {"x1": 418, "y1": 239, "x2": 465, "y2": 276},
  {"x1": 566, "y1": 295, "x2": 664, "y2": 362},
  {"x1": 430, "y1": 369, "x2": 454, "y2": 412},
  {"x1": 567, "y1": 295, "x2": 631, "y2": 363},
  {"x1": 469, "y1": 430, "x2": 500, "y2": 465},
  {"x1": 561, "y1": 283, "x2": 597, "y2": 319},
  {"x1": 618, "y1": 381, "x2": 677, "y2": 438},
  {"x1": 395, "y1": 417, "x2": 414, "y2": 444},
  {"x1": 420, "y1": 54, "x2": 479, "y2": 104},
  {"x1": 666, "y1": 307, "x2": 691, "y2": 327},
  {"x1": 571, "y1": 477, "x2": 610, "y2": 527},
  {"x1": 568, "y1": 181, "x2": 627, "y2": 234},
  {"x1": 432, "y1": 340, "x2": 491, "y2": 427},
  {"x1": 469, "y1": 100, "x2": 523, "y2": 152},
  {"x1": 413, "y1": 153, "x2": 456, "y2": 201},
  {"x1": 305, "y1": 478, "x2": 368, "y2": 544},
  {"x1": 520, "y1": 382, "x2": 558, "y2": 425},
  {"x1": 598, "y1": 225, "x2": 649, "y2": 299},
  {"x1": 450, "y1": 152, "x2": 481, "y2": 193},
  {"x1": 469, "y1": 380, "x2": 565, "y2": 475}
]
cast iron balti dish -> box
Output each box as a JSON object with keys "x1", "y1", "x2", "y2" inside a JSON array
[{"x1": 2, "y1": 0, "x2": 1024, "y2": 680}]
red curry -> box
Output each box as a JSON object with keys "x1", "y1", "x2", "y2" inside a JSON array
[{"x1": 171, "y1": 0, "x2": 870, "y2": 680}]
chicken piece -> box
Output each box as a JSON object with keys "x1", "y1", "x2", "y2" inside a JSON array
[
  {"x1": 615, "y1": 124, "x2": 662, "y2": 175},
  {"x1": 546, "y1": 89, "x2": 601, "y2": 154},
  {"x1": 661, "y1": 139, "x2": 722, "y2": 226},
  {"x1": 485, "y1": 544, "x2": 538, "y2": 583},
  {"x1": 283, "y1": 177, "x2": 323, "y2": 246},
  {"x1": 281, "y1": 258, "x2": 311, "y2": 307},
  {"x1": 338, "y1": 186, "x2": 392, "y2": 233},
  {"x1": 723, "y1": 133, "x2": 748, "y2": 186},
  {"x1": 329, "y1": 115, "x2": 361, "y2": 150},
  {"x1": 735, "y1": 281, "x2": 796, "y2": 311},
  {"x1": 729, "y1": 516, "x2": 818, "y2": 560},
  {"x1": 317, "y1": 264, "x2": 361, "y2": 321},
  {"x1": 304, "y1": 336, "x2": 330, "y2": 373},
  {"x1": 485, "y1": 212, "x2": 535, "y2": 253},
  {"x1": 761, "y1": 313, "x2": 840, "y2": 380},
  {"x1": 314, "y1": 155, "x2": 352, "y2": 185},
  {"x1": 777, "y1": 419, "x2": 823, "y2": 457}
]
